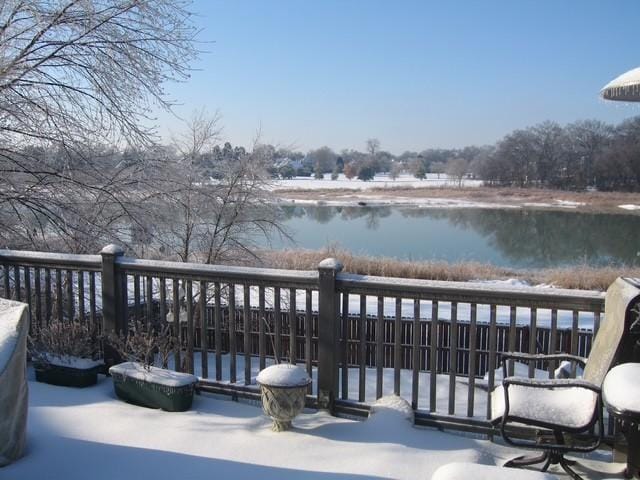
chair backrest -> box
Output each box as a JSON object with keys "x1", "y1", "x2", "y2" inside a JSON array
[{"x1": 583, "y1": 277, "x2": 640, "y2": 386}]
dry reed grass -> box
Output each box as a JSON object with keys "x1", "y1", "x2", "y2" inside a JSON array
[
  {"x1": 530, "y1": 265, "x2": 640, "y2": 291},
  {"x1": 256, "y1": 247, "x2": 640, "y2": 291}
]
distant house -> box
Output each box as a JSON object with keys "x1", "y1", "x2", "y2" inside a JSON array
[{"x1": 274, "y1": 157, "x2": 304, "y2": 170}]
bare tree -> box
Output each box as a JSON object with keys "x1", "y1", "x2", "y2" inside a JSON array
[
  {"x1": 0, "y1": 0, "x2": 198, "y2": 250},
  {"x1": 152, "y1": 111, "x2": 287, "y2": 265},
  {"x1": 343, "y1": 162, "x2": 358, "y2": 179},
  {"x1": 156, "y1": 109, "x2": 222, "y2": 261},
  {"x1": 445, "y1": 157, "x2": 469, "y2": 187},
  {"x1": 307, "y1": 146, "x2": 336, "y2": 175},
  {"x1": 366, "y1": 138, "x2": 380, "y2": 157},
  {"x1": 530, "y1": 121, "x2": 565, "y2": 187},
  {"x1": 430, "y1": 161, "x2": 446, "y2": 179},
  {"x1": 565, "y1": 120, "x2": 613, "y2": 189},
  {"x1": 390, "y1": 161, "x2": 403, "y2": 180}
]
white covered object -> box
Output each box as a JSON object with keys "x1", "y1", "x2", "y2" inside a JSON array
[
  {"x1": 603, "y1": 363, "x2": 640, "y2": 414},
  {"x1": 109, "y1": 362, "x2": 197, "y2": 387},
  {"x1": 601, "y1": 67, "x2": 640, "y2": 102},
  {"x1": 42, "y1": 354, "x2": 103, "y2": 370},
  {"x1": 0, "y1": 299, "x2": 29, "y2": 466},
  {"x1": 370, "y1": 395, "x2": 414, "y2": 422},
  {"x1": 432, "y1": 462, "x2": 557, "y2": 480},
  {"x1": 491, "y1": 361, "x2": 537, "y2": 381},
  {"x1": 483, "y1": 360, "x2": 583, "y2": 387},
  {"x1": 491, "y1": 382, "x2": 597, "y2": 429},
  {"x1": 553, "y1": 360, "x2": 584, "y2": 379},
  {"x1": 256, "y1": 363, "x2": 311, "y2": 387}
]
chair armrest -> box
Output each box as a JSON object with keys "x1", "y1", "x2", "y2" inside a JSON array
[
  {"x1": 503, "y1": 376, "x2": 601, "y2": 394},
  {"x1": 500, "y1": 352, "x2": 586, "y2": 380},
  {"x1": 501, "y1": 352, "x2": 586, "y2": 367}
]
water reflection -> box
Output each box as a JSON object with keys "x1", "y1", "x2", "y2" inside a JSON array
[{"x1": 278, "y1": 205, "x2": 640, "y2": 268}]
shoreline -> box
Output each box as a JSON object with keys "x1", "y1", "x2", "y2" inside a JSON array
[{"x1": 273, "y1": 185, "x2": 640, "y2": 214}]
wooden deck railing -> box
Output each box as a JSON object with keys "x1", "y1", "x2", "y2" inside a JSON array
[
  {"x1": 333, "y1": 271, "x2": 604, "y2": 425},
  {"x1": 0, "y1": 246, "x2": 606, "y2": 435}
]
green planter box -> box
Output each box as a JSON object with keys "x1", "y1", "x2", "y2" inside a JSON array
[
  {"x1": 109, "y1": 362, "x2": 198, "y2": 412},
  {"x1": 35, "y1": 362, "x2": 102, "y2": 388}
]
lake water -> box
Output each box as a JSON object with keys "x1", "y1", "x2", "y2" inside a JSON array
[{"x1": 273, "y1": 205, "x2": 640, "y2": 268}]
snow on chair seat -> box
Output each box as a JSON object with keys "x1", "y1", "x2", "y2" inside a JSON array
[
  {"x1": 0, "y1": 299, "x2": 29, "y2": 467},
  {"x1": 491, "y1": 381, "x2": 598, "y2": 429},
  {"x1": 432, "y1": 462, "x2": 558, "y2": 480}
]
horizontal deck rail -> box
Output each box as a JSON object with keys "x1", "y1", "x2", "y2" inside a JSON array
[
  {"x1": 337, "y1": 273, "x2": 605, "y2": 311},
  {"x1": 0, "y1": 249, "x2": 102, "y2": 271},
  {"x1": 118, "y1": 257, "x2": 318, "y2": 287}
]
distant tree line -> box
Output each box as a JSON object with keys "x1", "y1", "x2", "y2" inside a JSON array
[
  {"x1": 475, "y1": 118, "x2": 640, "y2": 191},
  {"x1": 265, "y1": 116, "x2": 640, "y2": 192}
]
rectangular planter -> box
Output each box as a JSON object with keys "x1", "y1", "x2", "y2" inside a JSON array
[
  {"x1": 109, "y1": 362, "x2": 197, "y2": 412},
  {"x1": 35, "y1": 363, "x2": 102, "y2": 388}
]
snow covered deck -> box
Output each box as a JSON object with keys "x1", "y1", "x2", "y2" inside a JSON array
[{"x1": 3, "y1": 369, "x2": 625, "y2": 480}]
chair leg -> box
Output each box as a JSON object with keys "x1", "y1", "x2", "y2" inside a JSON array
[
  {"x1": 504, "y1": 452, "x2": 549, "y2": 468},
  {"x1": 504, "y1": 451, "x2": 584, "y2": 480},
  {"x1": 540, "y1": 454, "x2": 553, "y2": 472},
  {"x1": 558, "y1": 456, "x2": 583, "y2": 480}
]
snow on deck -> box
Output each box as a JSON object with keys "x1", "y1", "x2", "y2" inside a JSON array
[
  {"x1": 5, "y1": 367, "x2": 621, "y2": 480},
  {"x1": 3, "y1": 369, "x2": 518, "y2": 480}
]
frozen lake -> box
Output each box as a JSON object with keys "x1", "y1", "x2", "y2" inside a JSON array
[{"x1": 272, "y1": 205, "x2": 640, "y2": 268}]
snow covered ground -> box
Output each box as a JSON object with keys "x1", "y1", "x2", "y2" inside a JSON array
[
  {"x1": 278, "y1": 195, "x2": 520, "y2": 209},
  {"x1": 618, "y1": 204, "x2": 640, "y2": 211},
  {"x1": 269, "y1": 173, "x2": 640, "y2": 213},
  {"x1": 270, "y1": 173, "x2": 482, "y2": 191},
  {"x1": 3, "y1": 368, "x2": 621, "y2": 480}
]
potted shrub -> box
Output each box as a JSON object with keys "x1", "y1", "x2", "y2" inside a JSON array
[
  {"x1": 256, "y1": 363, "x2": 312, "y2": 431},
  {"x1": 107, "y1": 322, "x2": 197, "y2": 412},
  {"x1": 29, "y1": 321, "x2": 103, "y2": 388}
]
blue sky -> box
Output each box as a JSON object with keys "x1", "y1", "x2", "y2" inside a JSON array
[{"x1": 156, "y1": 0, "x2": 640, "y2": 154}]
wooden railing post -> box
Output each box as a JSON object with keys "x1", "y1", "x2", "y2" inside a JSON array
[
  {"x1": 100, "y1": 244, "x2": 125, "y2": 335},
  {"x1": 317, "y1": 258, "x2": 343, "y2": 412}
]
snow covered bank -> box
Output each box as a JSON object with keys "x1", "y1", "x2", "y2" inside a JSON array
[
  {"x1": 619, "y1": 204, "x2": 640, "y2": 211},
  {"x1": 278, "y1": 196, "x2": 520, "y2": 209},
  {"x1": 270, "y1": 173, "x2": 482, "y2": 191}
]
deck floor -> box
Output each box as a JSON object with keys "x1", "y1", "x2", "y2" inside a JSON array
[{"x1": 2, "y1": 368, "x2": 628, "y2": 480}]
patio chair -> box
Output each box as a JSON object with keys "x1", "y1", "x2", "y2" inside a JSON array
[
  {"x1": 490, "y1": 277, "x2": 640, "y2": 480},
  {"x1": 0, "y1": 299, "x2": 29, "y2": 467}
]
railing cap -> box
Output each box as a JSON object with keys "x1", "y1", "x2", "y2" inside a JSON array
[
  {"x1": 100, "y1": 244, "x2": 125, "y2": 256},
  {"x1": 318, "y1": 258, "x2": 344, "y2": 272}
]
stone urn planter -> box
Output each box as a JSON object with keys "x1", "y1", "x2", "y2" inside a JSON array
[
  {"x1": 256, "y1": 364, "x2": 312, "y2": 432},
  {"x1": 109, "y1": 362, "x2": 198, "y2": 412}
]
